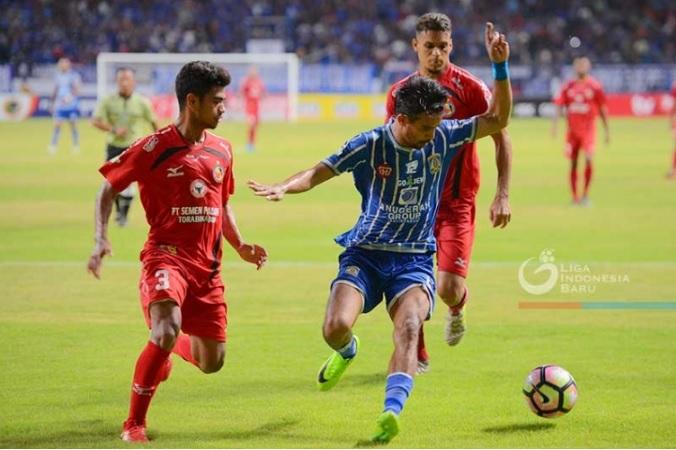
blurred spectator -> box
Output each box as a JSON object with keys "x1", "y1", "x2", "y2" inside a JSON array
[{"x1": 1, "y1": 0, "x2": 674, "y2": 74}]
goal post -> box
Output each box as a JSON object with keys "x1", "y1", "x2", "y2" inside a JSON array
[{"x1": 96, "y1": 52, "x2": 300, "y2": 121}]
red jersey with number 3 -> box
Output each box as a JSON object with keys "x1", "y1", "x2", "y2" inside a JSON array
[
  {"x1": 555, "y1": 77, "x2": 606, "y2": 137},
  {"x1": 99, "y1": 124, "x2": 235, "y2": 270},
  {"x1": 386, "y1": 64, "x2": 492, "y2": 214},
  {"x1": 241, "y1": 76, "x2": 265, "y2": 116}
]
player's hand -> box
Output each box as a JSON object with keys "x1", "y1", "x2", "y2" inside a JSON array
[
  {"x1": 485, "y1": 22, "x2": 510, "y2": 63},
  {"x1": 490, "y1": 194, "x2": 511, "y2": 228},
  {"x1": 87, "y1": 238, "x2": 113, "y2": 279},
  {"x1": 247, "y1": 180, "x2": 286, "y2": 201},
  {"x1": 113, "y1": 127, "x2": 128, "y2": 138},
  {"x1": 237, "y1": 243, "x2": 268, "y2": 270}
]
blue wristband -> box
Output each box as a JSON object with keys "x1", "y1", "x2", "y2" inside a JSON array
[{"x1": 492, "y1": 61, "x2": 509, "y2": 81}]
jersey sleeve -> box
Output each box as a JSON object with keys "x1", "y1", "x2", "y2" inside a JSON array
[
  {"x1": 322, "y1": 133, "x2": 370, "y2": 175},
  {"x1": 222, "y1": 148, "x2": 235, "y2": 205},
  {"x1": 439, "y1": 117, "x2": 478, "y2": 148},
  {"x1": 99, "y1": 135, "x2": 154, "y2": 192},
  {"x1": 594, "y1": 83, "x2": 606, "y2": 108},
  {"x1": 384, "y1": 84, "x2": 397, "y2": 123},
  {"x1": 466, "y1": 78, "x2": 492, "y2": 115},
  {"x1": 92, "y1": 97, "x2": 107, "y2": 120},
  {"x1": 554, "y1": 83, "x2": 568, "y2": 106}
]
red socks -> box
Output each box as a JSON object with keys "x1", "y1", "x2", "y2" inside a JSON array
[
  {"x1": 248, "y1": 126, "x2": 256, "y2": 145},
  {"x1": 450, "y1": 287, "x2": 468, "y2": 315},
  {"x1": 172, "y1": 334, "x2": 199, "y2": 367},
  {"x1": 570, "y1": 167, "x2": 578, "y2": 201},
  {"x1": 417, "y1": 326, "x2": 429, "y2": 362},
  {"x1": 127, "y1": 341, "x2": 170, "y2": 425},
  {"x1": 583, "y1": 162, "x2": 593, "y2": 196}
]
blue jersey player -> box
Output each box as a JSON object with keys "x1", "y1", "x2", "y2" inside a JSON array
[
  {"x1": 48, "y1": 57, "x2": 82, "y2": 154},
  {"x1": 249, "y1": 23, "x2": 512, "y2": 444}
]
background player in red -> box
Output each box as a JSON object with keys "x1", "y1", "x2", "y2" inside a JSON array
[
  {"x1": 385, "y1": 13, "x2": 513, "y2": 373},
  {"x1": 87, "y1": 61, "x2": 267, "y2": 443},
  {"x1": 668, "y1": 80, "x2": 676, "y2": 179},
  {"x1": 241, "y1": 66, "x2": 266, "y2": 153},
  {"x1": 552, "y1": 56, "x2": 610, "y2": 205}
]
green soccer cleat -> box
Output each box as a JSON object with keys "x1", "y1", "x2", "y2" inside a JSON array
[
  {"x1": 316, "y1": 335, "x2": 360, "y2": 391},
  {"x1": 371, "y1": 410, "x2": 400, "y2": 444}
]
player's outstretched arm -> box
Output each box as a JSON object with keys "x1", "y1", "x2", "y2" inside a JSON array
[
  {"x1": 247, "y1": 162, "x2": 336, "y2": 201},
  {"x1": 222, "y1": 204, "x2": 267, "y2": 270},
  {"x1": 475, "y1": 23, "x2": 512, "y2": 140},
  {"x1": 87, "y1": 180, "x2": 117, "y2": 279},
  {"x1": 489, "y1": 129, "x2": 512, "y2": 228}
]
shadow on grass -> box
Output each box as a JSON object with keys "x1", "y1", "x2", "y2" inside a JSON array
[
  {"x1": 345, "y1": 372, "x2": 387, "y2": 387},
  {"x1": 482, "y1": 422, "x2": 556, "y2": 434},
  {"x1": 0, "y1": 419, "x2": 117, "y2": 448}
]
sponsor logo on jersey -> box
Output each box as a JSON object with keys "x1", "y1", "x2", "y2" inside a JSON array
[
  {"x1": 212, "y1": 165, "x2": 225, "y2": 183},
  {"x1": 143, "y1": 135, "x2": 159, "y2": 152},
  {"x1": 398, "y1": 186, "x2": 419, "y2": 205},
  {"x1": 405, "y1": 160, "x2": 419, "y2": 174},
  {"x1": 377, "y1": 164, "x2": 392, "y2": 178},
  {"x1": 427, "y1": 154, "x2": 441, "y2": 175},
  {"x1": 345, "y1": 266, "x2": 360, "y2": 276},
  {"x1": 190, "y1": 179, "x2": 208, "y2": 198},
  {"x1": 167, "y1": 165, "x2": 184, "y2": 177}
]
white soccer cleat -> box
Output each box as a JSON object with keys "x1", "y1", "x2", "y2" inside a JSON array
[
  {"x1": 445, "y1": 310, "x2": 466, "y2": 346},
  {"x1": 47, "y1": 144, "x2": 57, "y2": 155}
]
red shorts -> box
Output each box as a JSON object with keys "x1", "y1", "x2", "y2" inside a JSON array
[
  {"x1": 434, "y1": 200, "x2": 476, "y2": 278},
  {"x1": 139, "y1": 251, "x2": 227, "y2": 342},
  {"x1": 565, "y1": 130, "x2": 596, "y2": 159}
]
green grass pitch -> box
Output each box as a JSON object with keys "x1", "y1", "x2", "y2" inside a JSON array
[{"x1": 0, "y1": 116, "x2": 674, "y2": 448}]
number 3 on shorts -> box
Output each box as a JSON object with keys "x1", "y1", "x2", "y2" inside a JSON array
[{"x1": 154, "y1": 269, "x2": 170, "y2": 291}]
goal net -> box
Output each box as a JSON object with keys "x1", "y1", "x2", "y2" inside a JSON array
[{"x1": 96, "y1": 52, "x2": 299, "y2": 121}]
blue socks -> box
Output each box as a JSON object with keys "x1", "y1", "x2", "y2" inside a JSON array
[
  {"x1": 70, "y1": 124, "x2": 79, "y2": 146},
  {"x1": 337, "y1": 336, "x2": 357, "y2": 359},
  {"x1": 383, "y1": 372, "x2": 414, "y2": 415},
  {"x1": 51, "y1": 126, "x2": 61, "y2": 145}
]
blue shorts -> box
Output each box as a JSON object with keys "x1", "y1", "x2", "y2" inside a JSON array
[
  {"x1": 54, "y1": 107, "x2": 79, "y2": 121},
  {"x1": 331, "y1": 246, "x2": 436, "y2": 319}
]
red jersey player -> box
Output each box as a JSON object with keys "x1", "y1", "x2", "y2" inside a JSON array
[
  {"x1": 240, "y1": 66, "x2": 266, "y2": 152},
  {"x1": 87, "y1": 61, "x2": 267, "y2": 443},
  {"x1": 552, "y1": 56, "x2": 610, "y2": 205},
  {"x1": 385, "y1": 13, "x2": 513, "y2": 373}
]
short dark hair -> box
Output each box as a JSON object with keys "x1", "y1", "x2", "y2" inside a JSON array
[
  {"x1": 416, "y1": 12, "x2": 452, "y2": 34},
  {"x1": 116, "y1": 66, "x2": 134, "y2": 75},
  {"x1": 394, "y1": 75, "x2": 448, "y2": 120},
  {"x1": 175, "y1": 61, "x2": 231, "y2": 110}
]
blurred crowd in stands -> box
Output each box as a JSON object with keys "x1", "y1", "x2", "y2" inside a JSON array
[{"x1": 1, "y1": 0, "x2": 674, "y2": 74}]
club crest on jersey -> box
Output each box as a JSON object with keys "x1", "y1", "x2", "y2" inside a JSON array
[
  {"x1": 398, "y1": 186, "x2": 419, "y2": 205},
  {"x1": 143, "y1": 135, "x2": 159, "y2": 152},
  {"x1": 190, "y1": 179, "x2": 208, "y2": 198},
  {"x1": 377, "y1": 164, "x2": 392, "y2": 178},
  {"x1": 212, "y1": 165, "x2": 225, "y2": 183},
  {"x1": 345, "y1": 266, "x2": 360, "y2": 276},
  {"x1": 427, "y1": 154, "x2": 441, "y2": 175}
]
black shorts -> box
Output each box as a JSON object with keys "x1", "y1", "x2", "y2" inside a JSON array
[{"x1": 105, "y1": 144, "x2": 128, "y2": 161}]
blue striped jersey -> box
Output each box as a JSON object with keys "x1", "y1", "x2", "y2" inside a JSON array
[
  {"x1": 54, "y1": 71, "x2": 81, "y2": 109},
  {"x1": 322, "y1": 118, "x2": 477, "y2": 253}
]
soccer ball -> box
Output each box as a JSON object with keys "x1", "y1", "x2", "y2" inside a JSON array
[{"x1": 522, "y1": 365, "x2": 578, "y2": 418}]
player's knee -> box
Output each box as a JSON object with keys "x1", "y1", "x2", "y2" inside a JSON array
[
  {"x1": 151, "y1": 322, "x2": 179, "y2": 351},
  {"x1": 322, "y1": 315, "x2": 352, "y2": 341},
  {"x1": 396, "y1": 316, "x2": 422, "y2": 343},
  {"x1": 438, "y1": 278, "x2": 465, "y2": 307},
  {"x1": 199, "y1": 354, "x2": 224, "y2": 374}
]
